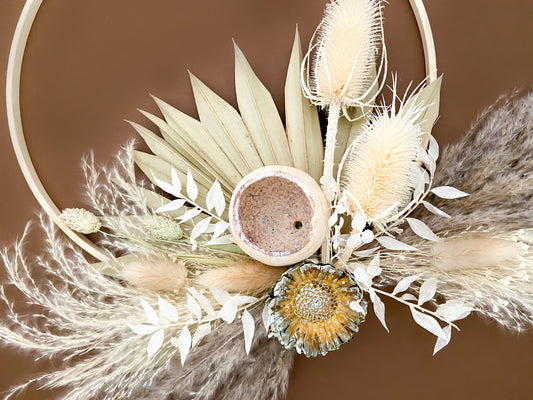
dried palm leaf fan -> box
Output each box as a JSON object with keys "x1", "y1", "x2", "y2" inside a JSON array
[{"x1": 3, "y1": 1, "x2": 532, "y2": 400}]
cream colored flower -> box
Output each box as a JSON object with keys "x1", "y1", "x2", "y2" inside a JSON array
[
  {"x1": 302, "y1": 0, "x2": 385, "y2": 109},
  {"x1": 60, "y1": 208, "x2": 101, "y2": 234}
]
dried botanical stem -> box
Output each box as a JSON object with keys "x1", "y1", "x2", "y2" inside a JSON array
[
  {"x1": 371, "y1": 287, "x2": 460, "y2": 331},
  {"x1": 321, "y1": 101, "x2": 342, "y2": 202}
]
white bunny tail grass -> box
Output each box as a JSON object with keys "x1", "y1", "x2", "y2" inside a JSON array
[
  {"x1": 432, "y1": 236, "x2": 528, "y2": 272},
  {"x1": 0, "y1": 218, "x2": 293, "y2": 400},
  {"x1": 339, "y1": 96, "x2": 427, "y2": 226},
  {"x1": 303, "y1": 0, "x2": 385, "y2": 108},
  {"x1": 378, "y1": 229, "x2": 533, "y2": 331},
  {"x1": 122, "y1": 257, "x2": 188, "y2": 292},
  {"x1": 196, "y1": 260, "x2": 285, "y2": 295}
]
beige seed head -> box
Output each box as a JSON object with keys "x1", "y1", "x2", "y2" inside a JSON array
[
  {"x1": 121, "y1": 257, "x2": 188, "y2": 292},
  {"x1": 60, "y1": 208, "x2": 102, "y2": 234},
  {"x1": 303, "y1": 0, "x2": 384, "y2": 107},
  {"x1": 144, "y1": 215, "x2": 183, "y2": 242},
  {"x1": 340, "y1": 101, "x2": 426, "y2": 225}
]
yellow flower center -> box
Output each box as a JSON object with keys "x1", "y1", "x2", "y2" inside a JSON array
[{"x1": 293, "y1": 281, "x2": 338, "y2": 323}]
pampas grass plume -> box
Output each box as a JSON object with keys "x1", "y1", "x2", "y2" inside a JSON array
[
  {"x1": 196, "y1": 260, "x2": 284, "y2": 295},
  {"x1": 432, "y1": 236, "x2": 528, "y2": 272},
  {"x1": 306, "y1": 0, "x2": 383, "y2": 107},
  {"x1": 122, "y1": 257, "x2": 187, "y2": 291},
  {"x1": 340, "y1": 107, "x2": 423, "y2": 223}
]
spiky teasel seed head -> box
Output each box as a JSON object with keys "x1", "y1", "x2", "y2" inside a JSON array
[
  {"x1": 267, "y1": 262, "x2": 367, "y2": 357},
  {"x1": 144, "y1": 215, "x2": 183, "y2": 241},
  {"x1": 303, "y1": 0, "x2": 385, "y2": 108},
  {"x1": 60, "y1": 208, "x2": 102, "y2": 234},
  {"x1": 339, "y1": 91, "x2": 429, "y2": 226}
]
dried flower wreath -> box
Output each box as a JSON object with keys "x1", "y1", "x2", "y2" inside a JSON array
[{"x1": 3, "y1": 0, "x2": 532, "y2": 399}]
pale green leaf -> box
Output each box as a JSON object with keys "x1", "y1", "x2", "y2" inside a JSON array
[
  {"x1": 138, "y1": 109, "x2": 213, "y2": 178},
  {"x1": 333, "y1": 68, "x2": 378, "y2": 174},
  {"x1": 234, "y1": 42, "x2": 293, "y2": 167},
  {"x1": 402, "y1": 75, "x2": 443, "y2": 142},
  {"x1": 284, "y1": 28, "x2": 323, "y2": 181},
  {"x1": 128, "y1": 119, "x2": 220, "y2": 197},
  {"x1": 151, "y1": 96, "x2": 243, "y2": 189},
  {"x1": 189, "y1": 72, "x2": 263, "y2": 175}
]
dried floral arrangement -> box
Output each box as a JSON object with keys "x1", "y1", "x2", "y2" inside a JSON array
[{"x1": 2, "y1": 0, "x2": 532, "y2": 399}]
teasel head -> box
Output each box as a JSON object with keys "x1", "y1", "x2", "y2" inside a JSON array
[
  {"x1": 339, "y1": 84, "x2": 431, "y2": 227},
  {"x1": 302, "y1": 0, "x2": 386, "y2": 110}
]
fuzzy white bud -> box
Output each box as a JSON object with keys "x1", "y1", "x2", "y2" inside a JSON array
[
  {"x1": 303, "y1": 0, "x2": 384, "y2": 107},
  {"x1": 145, "y1": 215, "x2": 183, "y2": 242},
  {"x1": 60, "y1": 208, "x2": 101, "y2": 234}
]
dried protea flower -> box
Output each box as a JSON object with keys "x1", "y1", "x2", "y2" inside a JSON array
[
  {"x1": 302, "y1": 0, "x2": 385, "y2": 108},
  {"x1": 339, "y1": 94, "x2": 428, "y2": 226},
  {"x1": 60, "y1": 208, "x2": 101, "y2": 234},
  {"x1": 267, "y1": 262, "x2": 367, "y2": 357},
  {"x1": 145, "y1": 215, "x2": 183, "y2": 241}
]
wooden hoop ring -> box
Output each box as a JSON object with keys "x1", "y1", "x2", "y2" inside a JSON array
[{"x1": 6, "y1": 0, "x2": 437, "y2": 262}]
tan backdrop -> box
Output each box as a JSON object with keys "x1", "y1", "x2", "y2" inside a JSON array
[{"x1": 1, "y1": 1, "x2": 532, "y2": 399}]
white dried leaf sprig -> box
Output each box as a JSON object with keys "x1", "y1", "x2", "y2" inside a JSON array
[
  {"x1": 346, "y1": 254, "x2": 472, "y2": 354},
  {"x1": 129, "y1": 290, "x2": 259, "y2": 363},
  {"x1": 152, "y1": 166, "x2": 233, "y2": 247}
]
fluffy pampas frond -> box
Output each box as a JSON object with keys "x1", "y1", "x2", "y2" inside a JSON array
[
  {"x1": 303, "y1": 0, "x2": 385, "y2": 107},
  {"x1": 137, "y1": 303, "x2": 293, "y2": 400},
  {"x1": 196, "y1": 260, "x2": 285, "y2": 295},
  {"x1": 0, "y1": 216, "x2": 292, "y2": 400},
  {"x1": 340, "y1": 97, "x2": 427, "y2": 224}
]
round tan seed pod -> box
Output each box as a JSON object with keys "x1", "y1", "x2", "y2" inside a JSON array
[{"x1": 229, "y1": 166, "x2": 329, "y2": 267}]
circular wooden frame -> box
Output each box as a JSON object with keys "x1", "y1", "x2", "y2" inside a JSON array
[{"x1": 6, "y1": 0, "x2": 437, "y2": 262}]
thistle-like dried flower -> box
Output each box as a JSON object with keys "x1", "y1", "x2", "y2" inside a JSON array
[
  {"x1": 267, "y1": 262, "x2": 367, "y2": 357},
  {"x1": 339, "y1": 96, "x2": 428, "y2": 225},
  {"x1": 145, "y1": 215, "x2": 183, "y2": 241},
  {"x1": 60, "y1": 208, "x2": 101, "y2": 234},
  {"x1": 303, "y1": 0, "x2": 385, "y2": 108}
]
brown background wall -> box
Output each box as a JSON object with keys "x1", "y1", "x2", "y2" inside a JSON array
[{"x1": 0, "y1": 1, "x2": 532, "y2": 399}]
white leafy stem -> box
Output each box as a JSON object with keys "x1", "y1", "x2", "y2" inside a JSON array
[
  {"x1": 152, "y1": 167, "x2": 227, "y2": 224},
  {"x1": 129, "y1": 292, "x2": 261, "y2": 361}
]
